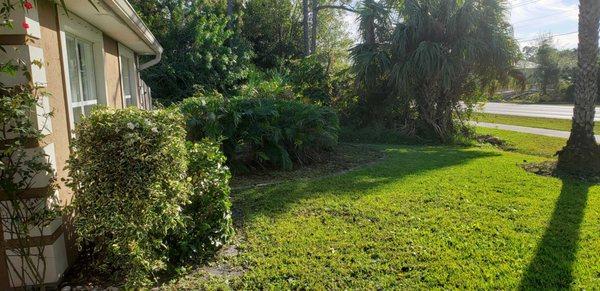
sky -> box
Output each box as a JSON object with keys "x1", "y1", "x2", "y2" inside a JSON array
[
  {"x1": 509, "y1": 0, "x2": 579, "y2": 49},
  {"x1": 342, "y1": 0, "x2": 581, "y2": 49}
]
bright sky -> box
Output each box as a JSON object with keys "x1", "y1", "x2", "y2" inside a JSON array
[
  {"x1": 341, "y1": 0, "x2": 581, "y2": 49},
  {"x1": 510, "y1": 0, "x2": 579, "y2": 49}
]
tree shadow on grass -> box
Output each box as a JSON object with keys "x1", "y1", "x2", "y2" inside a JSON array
[
  {"x1": 233, "y1": 146, "x2": 499, "y2": 225},
  {"x1": 519, "y1": 179, "x2": 592, "y2": 289}
]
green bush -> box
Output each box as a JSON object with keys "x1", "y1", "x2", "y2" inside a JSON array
[
  {"x1": 284, "y1": 57, "x2": 332, "y2": 104},
  {"x1": 239, "y1": 68, "x2": 298, "y2": 100},
  {"x1": 168, "y1": 139, "x2": 234, "y2": 265},
  {"x1": 66, "y1": 108, "x2": 191, "y2": 286},
  {"x1": 180, "y1": 94, "x2": 340, "y2": 171}
]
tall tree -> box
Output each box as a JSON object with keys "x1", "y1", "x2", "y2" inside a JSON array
[
  {"x1": 242, "y1": 0, "x2": 303, "y2": 68},
  {"x1": 351, "y1": 0, "x2": 519, "y2": 141},
  {"x1": 311, "y1": 0, "x2": 318, "y2": 53},
  {"x1": 303, "y1": 0, "x2": 310, "y2": 55},
  {"x1": 535, "y1": 37, "x2": 560, "y2": 96},
  {"x1": 130, "y1": 0, "x2": 252, "y2": 103},
  {"x1": 309, "y1": 0, "x2": 356, "y2": 54},
  {"x1": 227, "y1": 0, "x2": 235, "y2": 29},
  {"x1": 557, "y1": 0, "x2": 600, "y2": 176}
]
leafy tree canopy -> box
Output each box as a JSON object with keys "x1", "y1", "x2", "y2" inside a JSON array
[
  {"x1": 241, "y1": 0, "x2": 304, "y2": 68},
  {"x1": 351, "y1": 0, "x2": 519, "y2": 142},
  {"x1": 131, "y1": 0, "x2": 253, "y2": 104}
]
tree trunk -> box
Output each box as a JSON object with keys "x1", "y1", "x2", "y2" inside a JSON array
[
  {"x1": 363, "y1": 0, "x2": 376, "y2": 46},
  {"x1": 227, "y1": 0, "x2": 234, "y2": 29},
  {"x1": 311, "y1": 0, "x2": 318, "y2": 54},
  {"x1": 557, "y1": 0, "x2": 600, "y2": 176},
  {"x1": 303, "y1": 0, "x2": 310, "y2": 55}
]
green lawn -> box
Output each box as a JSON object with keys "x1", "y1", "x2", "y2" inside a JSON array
[
  {"x1": 476, "y1": 127, "x2": 566, "y2": 158},
  {"x1": 166, "y1": 143, "x2": 600, "y2": 289},
  {"x1": 474, "y1": 113, "x2": 600, "y2": 135}
]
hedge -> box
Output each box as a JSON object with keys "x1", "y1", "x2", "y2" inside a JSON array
[
  {"x1": 167, "y1": 139, "x2": 234, "y2": 265},
  {"x1": 180, "y1": 93, "x2": 340, "y2": 171},
  {"x1": 66, "y1": 107, "x2": 233, "y2": 286}
]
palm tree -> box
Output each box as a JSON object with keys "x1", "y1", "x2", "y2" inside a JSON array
[
  {"x1": 557, "y1": 0, "x2": 600, "y2": 176},
  {"x1": 351, "y1": 0, "x2": 519, "y2": 142}
]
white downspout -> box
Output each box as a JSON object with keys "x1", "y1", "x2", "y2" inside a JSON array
[{"x1": 139, "y1": 52, "x2": 162, "y2": 71}]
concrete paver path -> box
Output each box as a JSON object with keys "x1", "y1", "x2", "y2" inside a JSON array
[{"x1": 475, "y1": 121, "x2": 600, "y2": 141}]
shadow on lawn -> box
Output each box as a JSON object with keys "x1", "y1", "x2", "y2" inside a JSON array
[
  {"x1": 520, "y1": 180, "x2": 591, "y2": 289},
  {"x1": 233, "y1": 146, "x2": 499, "y2": 224}
]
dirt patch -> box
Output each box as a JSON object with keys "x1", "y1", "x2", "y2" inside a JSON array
[
  {"x1": 231, "y1": 143, "x2": 387, "y2": 190},
  {"x1": 521, "y1": 161, "x2": 558, "y2": 177},
  {"x1": 521, "y1": 161, "x2": 600, "y2": 183},
  {"x1": 476, "y1": 134, "x2": 516, "y2": 152}
]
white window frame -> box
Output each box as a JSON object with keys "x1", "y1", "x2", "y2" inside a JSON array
[
  {"x1": 58, "y1": 9, "x2": 107, "y2": 132},
  {"x1": 118, "y1": 43, "x2": 138, "y2": 108}
]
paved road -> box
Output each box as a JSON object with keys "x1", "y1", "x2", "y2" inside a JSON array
[
  {"x1": 480, "y1": 102, "x2": 600, "y2": 121},
  {"x1": 475, "y1": 121, "x2": 600, "y2": 140}
]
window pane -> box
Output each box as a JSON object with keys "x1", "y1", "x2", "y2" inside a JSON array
[
  {"x1": 122, "y1": 56, "x2": 136, "y2": 107},
  {"x1": 77, "y1": 41, "x2": 97, "y2": 101},
  {"x1": 66, "y1": 35, "x2": 98, "y2": 125},
  {"x1": 73, "y1": 106, "x2": 82, "y2": 124},
  {"x1": 122, "y1": 57, "x2": 131, "y2": 97},
  {"x1": 66, "y1": 36, "x2": 81, "y2": 103}
]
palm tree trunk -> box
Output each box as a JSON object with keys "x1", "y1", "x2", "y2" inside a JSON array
[
  {"x1": 557, "y1": 0, "x2": 600, "y2": 176},
  {"x1": 364, "y1": 0, "x2": 376, "y2": 46},
  {"x1": 303, "y1": 0, "x2": 310, "y2": 55}
]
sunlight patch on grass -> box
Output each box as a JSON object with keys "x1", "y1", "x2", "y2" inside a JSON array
[
  {"x1": 473, "y1": 113, "x2": 600, "y2": 135},
  {"x1": 476, "y1": 127, "x2": 566, "y2": 158},
  {"x1": 165, "y1": 145, "x2": 600, "y2": 289}
]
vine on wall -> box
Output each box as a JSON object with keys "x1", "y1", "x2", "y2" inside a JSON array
[{"x1": 0, "y1": 0, "x2": 61, "y2": 287}]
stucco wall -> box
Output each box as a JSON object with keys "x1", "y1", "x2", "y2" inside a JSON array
[
  {"x1": 104, "y1": 34, "x2": 124, "y2": 108},
  {"x1": 38, "y1": 0, "x2": 77, "y2": 267},
  {"x1": 39, "y1": 0, "x2": 71, "y2": 202},
  {"x1": 38, "y1": 1, "x2": 126, "y2": 204},
  {"x1": 0, "y1": 0, "x2": 128, "y2": 286}
]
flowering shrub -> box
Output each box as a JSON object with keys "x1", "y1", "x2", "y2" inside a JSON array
[
  {"x1": 167, "y1": 140, "x2": 234, "y2": 265},
  {"x1": 180, "y1": 93, "x2": 340, "y2": 171},
  {"x1": 66, "y1": 108, "x2": 191, "y2": 286}
]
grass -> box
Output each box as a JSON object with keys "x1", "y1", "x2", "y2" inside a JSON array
[
  {"x1": 165, "y1": 143, "x2": 600, "y2": 289},
  {"x1": 476, "y1": 127, "x2": 566, "y2": 158},
  {"x1": 473, "y1": 113, "x2": 600, "y2": 135}
]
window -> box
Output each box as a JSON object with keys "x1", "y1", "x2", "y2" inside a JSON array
[
  {"x1": 65, "y1": 35, "x2": 97, "y2": 124},
  {"x1": 119, "y1": 45, "x2": 137, "y2": 107}
]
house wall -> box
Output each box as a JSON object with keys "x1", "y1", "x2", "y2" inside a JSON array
[
  {"x1": 0, "y1": 0, "x2": 128, "y2": 287},
  {"x1": 104, "y1": 34, "x2": 124, "y2": 108}
]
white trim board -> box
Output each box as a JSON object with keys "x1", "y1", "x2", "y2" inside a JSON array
[
  {"x1": 118, "y1": 43, "x2": 138, "y2": 108},
  {"x1": 57, "y1": 9, "x2": 108, "y2": 132}
]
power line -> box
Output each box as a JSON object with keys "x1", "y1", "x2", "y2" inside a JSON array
[
  {"x1": 512, "y1": 9, "x2": 577, "y2": 25},
  {"x1": 511, "y1": 0, "x2": 543, "y2": 8},
  {"x1": 517, "y1": 31, "x2": 578, "y2": 42}
]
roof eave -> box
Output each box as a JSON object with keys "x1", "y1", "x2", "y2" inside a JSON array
[{"x1": 101, "y1": 0, "x2": 163, "y2": 56}]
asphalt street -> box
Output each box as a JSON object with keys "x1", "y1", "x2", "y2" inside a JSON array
[{"x1": 480, "y1": 102, "x2": 600, "y2": 121}]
